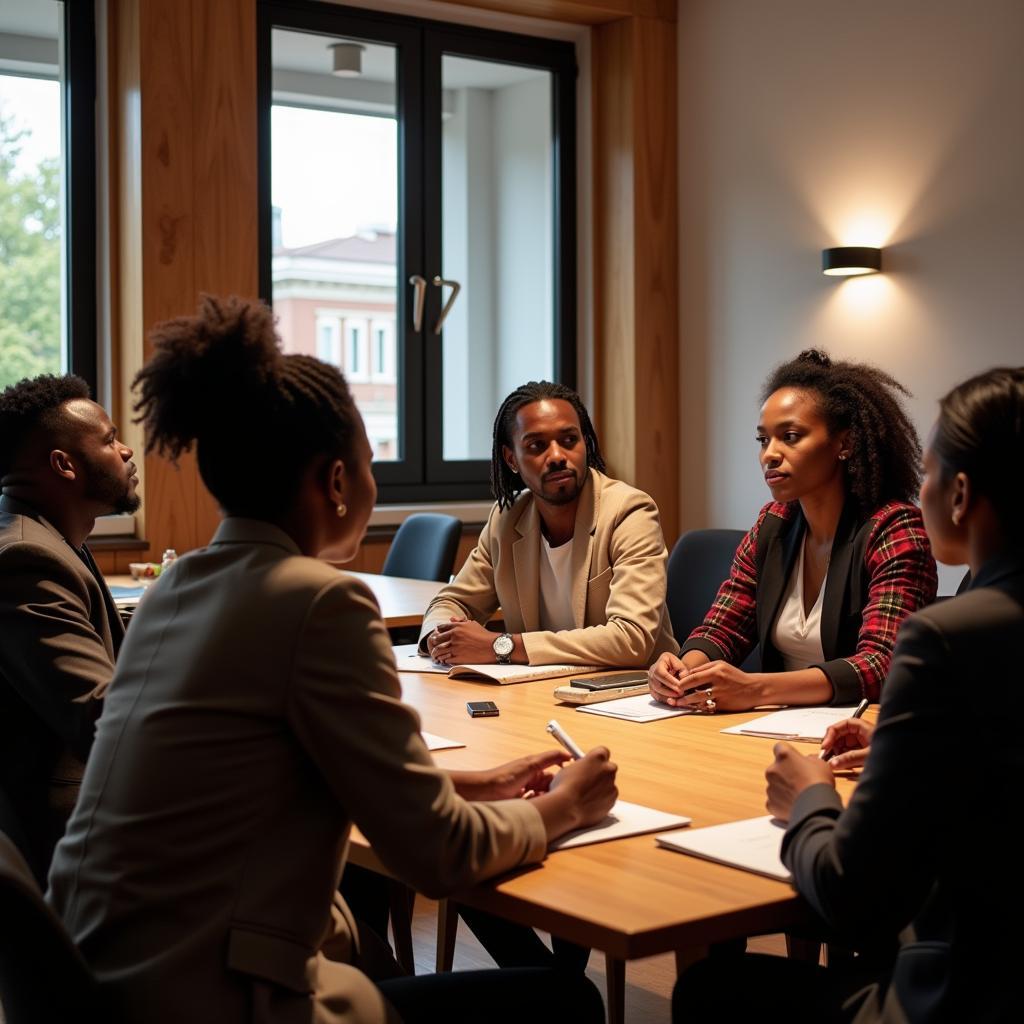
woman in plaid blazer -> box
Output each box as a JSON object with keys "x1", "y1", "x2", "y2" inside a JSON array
[{"x1": 650, "y1": 350, "x2": 937, "y2": 711}]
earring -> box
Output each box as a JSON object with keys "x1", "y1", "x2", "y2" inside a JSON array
[
  {"x1": 838, "y1": 453, "x2": 848, "y2": 461},
  {"x1": 336, "y1": 503, "x2": 348, "y2": 518}
]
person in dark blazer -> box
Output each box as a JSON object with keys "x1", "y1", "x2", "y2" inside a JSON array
[
  {"x1": 47, "y1": 297, "x2": 613, "y2": 1024},
  {"x1": 650, "y1": 350, "x2": 937, "y2": 712},
  {"x1": 675, "y1": 365, "x2": 1024, "y2": 1022},
  {"x1": 0, "y1": 374, "x2": 139, "y2": 880}
]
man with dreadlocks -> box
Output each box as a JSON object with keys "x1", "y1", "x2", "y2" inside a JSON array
[
  {"x1": 420, "y1": 380, "x2": 677, "y2": 670},
  {"x1": 0, "y1": 374, "x2": 140, "y2": 881}
]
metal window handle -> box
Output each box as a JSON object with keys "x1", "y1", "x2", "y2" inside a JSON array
[
  {"x1": 409, "y1": 275, "x2": 427, "y2": 333},
  {"x1": 432, "y1": 275, "x2": 461, "y2": 335}
]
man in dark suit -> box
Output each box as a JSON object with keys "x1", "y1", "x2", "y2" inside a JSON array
[{"x1": 0, "y1": 374, "x2": 140, "y2": 880}]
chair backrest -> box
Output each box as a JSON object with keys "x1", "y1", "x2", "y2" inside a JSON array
[
  {"x1": 382, "y1": 513, "x2": 462, "y2": 582},
  {"x1": 666, "y1": 528, "x2": 760, "y2": 671},
  {"x1": 0, "y1": 830, "x2": 110, "y2": 1023}
]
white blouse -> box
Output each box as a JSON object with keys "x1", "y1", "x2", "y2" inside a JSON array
[{"x1": 771, "y1": 540, "x2": 829, "y2": 671}]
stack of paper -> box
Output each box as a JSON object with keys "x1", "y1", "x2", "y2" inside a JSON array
[
  {"x1": 551, "y1": 801, "x2": 691, "y2": 850},
  {"x1": 577, "y1": 693, "x2": 690, "y2": 723},
  {"x1": 655, "y1": 816, "x2": 791, "y2": 881},
  {"x1": 720, "y1": 706, "x2": 860, "y2": 742}
]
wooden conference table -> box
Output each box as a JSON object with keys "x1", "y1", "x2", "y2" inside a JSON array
[
  {"x1": 352, "y1": 664, "x2": 866, "y2": 1022},
  {"x1": 106, "y1": 570, "x2": 444, "y2": 630}
]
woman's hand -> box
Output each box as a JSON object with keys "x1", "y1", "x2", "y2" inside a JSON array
[
  {"x1": 674, "y1": 660, "x2": 764, "y2": 712},
  {"x1": 428, "y1": 618, "x2": 508, "y2": 665},
  {"x1": 648, "y1": 651, "x2": 690, "y2": 703},
  {"x1": 820, "y1": 718, "x2": 874, "y2": 771},
  {"x1": 533, "y1": 748, "x2": 618, "y2": 840},
  {"x1": 765, "y1": 741, "x2": 835, "y2": 822},
  {"x1": 450, "y1": 750, "x2": 570, "y2": 801}
]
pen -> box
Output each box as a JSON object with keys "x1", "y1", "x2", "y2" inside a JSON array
[
  {"x1": 546, "y1": 719, "x2": 585, "y2": 760},
  {"x1": 819, "y1": 698, "x2": 871, "y2": 761}
]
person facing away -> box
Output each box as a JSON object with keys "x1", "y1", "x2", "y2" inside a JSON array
[
  {"x1": 649, "y1": 349, "x2": 938, "y2": 714},
  {"x1": 419, "y1": 380, "x2": 677, "y2": 668},
  {"x1": 0, "y1": 373, "x2": 139, "y2": 881},
  {"x1": 47, "y1": 296, "x2": 614, "y2": 1024},
  {"x1": 677, "y1": 367, "x2": 1024, "y2": 1022}
]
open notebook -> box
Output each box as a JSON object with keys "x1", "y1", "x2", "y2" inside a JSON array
[{"x1": 394, "y1": 651, "x2": 601, "y2": 685}]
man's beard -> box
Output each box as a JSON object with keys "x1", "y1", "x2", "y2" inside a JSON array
[
  {"x1": 538, "y1": 469, "x2": 581, "y2": 506},
  {"x1": 82, "y1": 457, "x2": 141, "y2": 514}
]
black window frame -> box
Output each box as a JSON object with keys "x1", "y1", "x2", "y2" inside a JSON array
[
  {"x1": 257, "y1": 0, "x2": 576, "y2": 503},
  {"x1": 0, "y1": 0, "x2": 97, "y2": 390}
]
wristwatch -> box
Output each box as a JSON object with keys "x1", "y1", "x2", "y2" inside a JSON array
[{"x1": 492, "y1": 632, "x2": 514, "y2": 664}]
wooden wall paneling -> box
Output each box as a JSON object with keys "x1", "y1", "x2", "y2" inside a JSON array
[
  {"x1": 188, "y1": 0, "x2": 259, "y2": 547},
  {"x1": 135, "y1": 0, "x2": 200, "y2": 561},
  {"x1": 591, "y1": 15, "x2": 679, "y2": 543},
  {"x1": 631, "y1": 14, "x2": 678, "y2": 541}
]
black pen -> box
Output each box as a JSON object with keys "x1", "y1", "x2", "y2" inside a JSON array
[{"x1": 819, "y1": 698, "x2": 870, "y2": 761}]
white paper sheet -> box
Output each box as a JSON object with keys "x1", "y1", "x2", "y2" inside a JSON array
[
  {"x1": 576, "y1": 693, "x2": 691, "y2": 723},
  {"x1": 421, "y1": 732, "x2": 466, "y2": 751},
  {"x1": 550, "y1": 800, "x2": 691, "y2": 850},
  {"x1": 656, "y1": 816, "x2": 791, "y2": 881},
  {"x1": 720, "y1": 706, "x2": 859, "y2": 742}
]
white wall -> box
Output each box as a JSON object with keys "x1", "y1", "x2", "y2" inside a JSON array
[{"x1": 678, "y1": 0, "x2": 1024, "y2": 593}]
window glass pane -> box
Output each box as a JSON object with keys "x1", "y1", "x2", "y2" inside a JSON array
[
  {"x1": 270, "y1": 28, "x2": 399, "y2": 461},
  {"x1": 0, "y1": 0, "x2": 65, "y2": 389},
  {"x1": 440, "y1": 56, "x2": 553, "y2": 462}
]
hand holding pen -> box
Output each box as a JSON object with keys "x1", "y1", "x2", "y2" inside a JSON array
[{"x1": 819, "y1": 699, "x2": 874, "y2": 769}]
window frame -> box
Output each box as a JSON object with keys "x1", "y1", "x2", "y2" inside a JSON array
[{"x1": 257, "y1": 0, "x2": 576, "y2": 503}]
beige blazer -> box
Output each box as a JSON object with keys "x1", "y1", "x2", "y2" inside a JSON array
[
  {"x1": 47, "y1": 518, "x2": 546, "y2": 1024},
  {"x1": 418, "y1": 469, "x2": 676, "y2": 666}
]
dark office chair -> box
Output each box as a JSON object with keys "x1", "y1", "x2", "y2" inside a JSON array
[
  {"x1": 382, "y1": 513, "x2": 462, "y2": 583},
  {"x1": 0, "y1": 830, "x2": 115, "y2": 1023},
  {"x1": 666, "y1": 528, "x2": 760, "y2": 671}
]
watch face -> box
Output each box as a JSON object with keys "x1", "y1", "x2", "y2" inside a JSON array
[{"x1": 493, "y1": 634, "x2": 514, "y2": 657}]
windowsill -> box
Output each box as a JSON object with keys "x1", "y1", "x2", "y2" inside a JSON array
[{"x1": 369, "y1": 500, "x2": 493, "y2": 527}]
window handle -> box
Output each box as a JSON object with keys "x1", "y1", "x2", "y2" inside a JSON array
[
  {"x1": 409, "y1": 275, "x2": 427, "y2": 333},
  {"x1": 432, "y1": 275, "x2": 461, "y2": 335}
]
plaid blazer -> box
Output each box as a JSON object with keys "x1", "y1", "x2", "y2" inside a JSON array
[{"x1": 681, "y1": 499, "x2": 938, "y2": 704}]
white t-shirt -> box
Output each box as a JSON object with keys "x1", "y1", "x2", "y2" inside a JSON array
[
  {"x1": 538, "y1": 534, "x2": 576, "y2": 632},
  {"x1": 771, "y1": 540, "x2": 828, "y2": 671}
]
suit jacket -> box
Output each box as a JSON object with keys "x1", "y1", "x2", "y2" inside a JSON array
[
  {"x1": 48, "y1": 518, "x2": 547, "y2": 1024},
  {"x1": 782, "y1": 554, "x2": 1024, "y2": 1023},
  {"x1": 0, "y1": 494, "x2": 120, "y2": 880},
  {"x1": 681, "y1": 499, "x2": 938, "y2": 704},
  {"x1": 418, "y1": 469, "x2": 677, "y2": 666}
]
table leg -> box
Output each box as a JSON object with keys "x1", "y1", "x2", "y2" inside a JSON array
[
  {"x1": 604, "y1": 953, "x2": 625, "y2": 1024},
  {"x1": 435, "y1": 898, "x2": 459, "y2": 972}
]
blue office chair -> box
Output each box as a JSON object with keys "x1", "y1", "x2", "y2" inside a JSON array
[
  {"x1": 381, "y1": 513, "x2": 462, "y2": 583},
  {"x1": 0, "y1": 829, "x2": 117, "y2": 1023},
  {"x1": 666, "y1": 528, "x2": 760, "y2": 671}
]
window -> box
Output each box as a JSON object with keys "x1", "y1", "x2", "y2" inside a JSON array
[
  {"x1": 371, "y1": 320, "x2": 393, "y2": 380},
  {"x1": 260, "y1": 1, "x2": 575, "y2": 500},
  {"x1": 316, "y1": 314, "x2": 340, "y2": 364},
  {"x1": 344, "y1": 318, "x2": 366, "y2": 379},
  {"x1": 0, "y1": 0, "x2": 96, "y2": 391}
]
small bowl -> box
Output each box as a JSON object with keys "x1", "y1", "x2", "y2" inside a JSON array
[{"x1": 128, "y1": 562, "x2": 161, "y2": 580}]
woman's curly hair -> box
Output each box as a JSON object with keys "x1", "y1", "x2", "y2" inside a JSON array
[{"x1": 761, "y1": 349, "x2": 921, "y2": 510}]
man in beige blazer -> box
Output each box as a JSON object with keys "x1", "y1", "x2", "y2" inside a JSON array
[
  {"x1": 0, "y1": 374, "x2": 139, "y2": 880},
  {"x1": 420, "y1": 381, "x2": 676, "y2": 668}
]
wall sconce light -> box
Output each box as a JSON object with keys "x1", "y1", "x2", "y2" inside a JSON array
[
  {"x1": 822, "y1": 246, "x2": 882, "y2": 277},
  {"x1": 330, "y1": 42, "x2": 365, "y2": 78}
]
